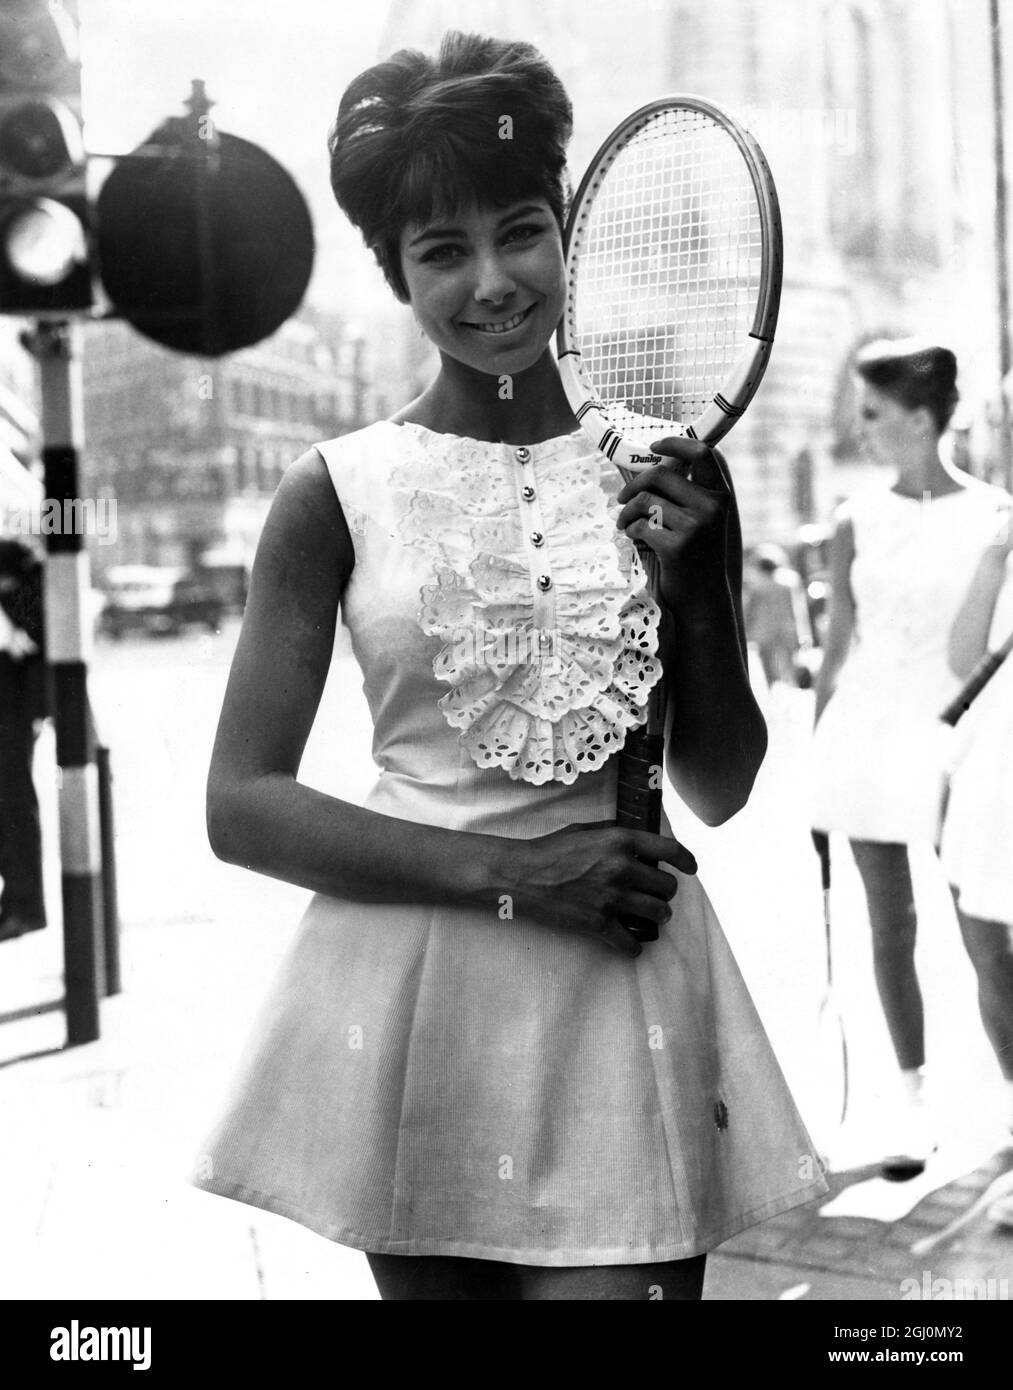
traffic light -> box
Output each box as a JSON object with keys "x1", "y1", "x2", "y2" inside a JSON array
[
  {"x1": 98, "y1": 129, "x2": 315, "y2": 357},
  {"x1": 97, "y1": 83, "x2": 314, "y2": 356},
  {"x1": 0, "y1": 0, "x2": 94, "y2": 314}
]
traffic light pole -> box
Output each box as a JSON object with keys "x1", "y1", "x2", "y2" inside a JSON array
[
  {"x1": 26, "y1": 319, "x2": 104, "y2": 1045},
  {"x1": 992, "y1": 0, "x2": 1012, "y2": 491}
]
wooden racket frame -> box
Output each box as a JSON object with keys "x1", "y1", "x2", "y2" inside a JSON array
[
  {"x1": 556, "y1": 93, "x2": 783, "y2": 469},
  {"x1": 556, "y1": 96, "x2": 782, "y2": 941}
]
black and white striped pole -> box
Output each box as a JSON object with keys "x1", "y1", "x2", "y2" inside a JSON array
[
  {"x1": 991, "y1": 0, "x2": 1012, "y2": 492},
  {"x1": 29, "y1": 319, "x2": 104, "y2": 1045}
]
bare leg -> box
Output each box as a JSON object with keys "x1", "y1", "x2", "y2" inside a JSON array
[
  {"x1": 365, "y1": 1253, "x2": 706, "y2": 1301},
  {"x1": 849, "y1": 840, "x2": 924, "y2": 1070},
  {"x1": 951, "y1": 898, "x2": 1013, "y2": 1082},
  {"x1": 518, "y1": 1256, "x2": 706, "y2": 1301},
  {"x1": 365, "y1": 1253, "x2": 521, "y2": 1300}
]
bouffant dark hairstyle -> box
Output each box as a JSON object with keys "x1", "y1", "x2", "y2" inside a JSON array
[
  {"x1": 328, "y1": 31, "x2": 573, "y2": 301},
  {"x1": 854, "y1": 338, "x2": 960, "y2": 435}
]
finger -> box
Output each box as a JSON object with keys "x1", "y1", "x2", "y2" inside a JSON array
[
  {"x1": 622, "y1": 890, "x2": 675, "y2": 925},
  {"x1": 617, "y1": 490, "x2": 685, "y2": 535},
  {"x1": 628, "y1": 831, "x2": 698, "y2": 875},
  {"x1": 596, "y1": 921, "x2": 643, "y2": 958},
  {"x1": 618, "y1": 481, "x2": 717, "y2": 539},
  {"x1": 650, "y1": 438, "x2": 729, "y2": 493},
  {"x1": 627, "y1": 864, "x2": 680, "y2": 901},
  {"x1": 624, "y1": 510, "x2": 700, "y2": 556},
  {"x1": 618, "y1": 458, "x2": 705, "y2": 504}
]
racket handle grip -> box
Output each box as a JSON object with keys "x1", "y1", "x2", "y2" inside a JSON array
[
  {"x1": 939, "y1": 642, "x2": 1012, "y2": 725},
  {"x1": 615, "y1": 728, "x2": 665, "y2": 943}
]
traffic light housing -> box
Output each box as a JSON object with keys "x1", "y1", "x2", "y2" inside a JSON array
[{"x1": 0, "y1": 0, "x2": 94, "y2": 314}]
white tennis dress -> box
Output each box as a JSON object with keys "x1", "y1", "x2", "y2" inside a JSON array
[
  {"x1": 191, "y1": 421, "x2": 825, "y2": 1266},
  {"x1": 941, "y1": 557, "x2": 1013, "y2": 925},
  {"x1": 810, "y1": 479, "x2": 1010, "y2": 844}
]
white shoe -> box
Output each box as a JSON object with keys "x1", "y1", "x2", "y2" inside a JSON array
[{"x1": 881, "y1": 1101, "x2": 938, "y2": 1181}]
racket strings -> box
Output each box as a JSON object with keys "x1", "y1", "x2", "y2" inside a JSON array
[{"x1": 572, "y1": 107, "x2": 763, "y2": 443}]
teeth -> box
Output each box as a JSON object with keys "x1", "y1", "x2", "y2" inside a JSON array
[{"x1": 469, "y1": 309, "x2": 528, "y2": 334}]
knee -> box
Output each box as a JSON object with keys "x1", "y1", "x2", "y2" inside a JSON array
[{"x1": 959, "y1": 915, "x2": 1013, "y2": 974}]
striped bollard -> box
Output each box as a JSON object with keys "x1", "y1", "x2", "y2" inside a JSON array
[{"x1": 32, "y1": 320, "x2": 104, "y2": 1045}]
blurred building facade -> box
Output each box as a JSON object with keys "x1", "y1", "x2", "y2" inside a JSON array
[
  {"x1": 378, "y1": 0, "x2": 1008, "y2": 541},
  {"x1": 82, "y1": 308, "x2": 381, "y2": 577}
]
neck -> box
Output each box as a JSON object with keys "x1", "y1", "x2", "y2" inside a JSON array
[
  {"x1": 396, "y1": 349, "x2": 577, "y2": 444},
  {"x1": 892, "y1": 441, "x2": 964, "y2": 497}
]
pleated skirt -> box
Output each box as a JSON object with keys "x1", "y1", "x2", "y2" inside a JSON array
[{"x1": 192, "y1": 863, "x2": 826, "y2": 1266}]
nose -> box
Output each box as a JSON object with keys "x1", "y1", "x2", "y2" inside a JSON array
[{"x1": 473, "y1": 250, "x2": 516, "y2": 306}]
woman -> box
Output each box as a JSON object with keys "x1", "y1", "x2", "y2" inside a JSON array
[
  {"x1": 192, "y1": 32, "x2": 825, "y2": 1300},
  {"x1": 811, "y1": 339, "x2": 1010, "y2": 1173},
  {"x1": 940, "y1": 517, "x2": 1013, "y2": 1185}
]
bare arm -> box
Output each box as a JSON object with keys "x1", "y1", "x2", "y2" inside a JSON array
[
  {"x1": 206, "y1": 449, "x2": 695, "y2": 957},
  {"x1": 948, "y1": 535, "x2": 1013, "y2": 679},
  {"x1": 813, "y1": 517, "x2": 856, "y2": 724},
  {"x1": 206, "y1": 450, "x2": 504, "y2": 907},
  {"x1": 620, "y1": 442, "x2": 767, "y2": 826},
  {"x1": 663, "y1": 452, "x2": 765, "y2": 825}
]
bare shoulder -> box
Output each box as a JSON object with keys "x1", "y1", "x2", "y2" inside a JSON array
[
  {"x1": 234, "y1": 449, "x2": 354, "y2": 689},
  {"x1": 258, "y1": 448, "x2": 348, "y2": 554},
  {"x1": 249, "y1": 449, "x2": 353, "y2": 608},
  {"x1": 210, "y1": 451, "x2": 353, "y2": 782}
]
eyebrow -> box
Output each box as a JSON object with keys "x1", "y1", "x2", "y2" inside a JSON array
[{"x1": 407, "y1": 204, "x2": 548, "y2": 248}]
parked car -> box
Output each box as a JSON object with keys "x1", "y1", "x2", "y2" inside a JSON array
[
  {"x1": 192, "y1": 558, "x2": 249, "y2": 615},
  {"x1": 98, "y1": 565, "x2": 226, "y2": 639}
]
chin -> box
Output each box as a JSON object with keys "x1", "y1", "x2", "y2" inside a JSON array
[{"x1": 452, "y1": 342, "x2": 551, "y2": 378}]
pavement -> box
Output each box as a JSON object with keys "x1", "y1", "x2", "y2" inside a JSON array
[{"x1": 1, "y1": 636, "x2": 1012, "y2": 1303}]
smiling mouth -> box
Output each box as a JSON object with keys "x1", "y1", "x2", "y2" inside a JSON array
[{"x1": 462, "y1": 306, "x2": 534, "y2": 335}]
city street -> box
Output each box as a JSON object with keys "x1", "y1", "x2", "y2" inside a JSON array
[
  {"x1": 1, "y1": 620, "x2": 1011, "y2": 1301},
  {"x1": 2, "y1": 0, "x2": 1012, "y2": 1332}
]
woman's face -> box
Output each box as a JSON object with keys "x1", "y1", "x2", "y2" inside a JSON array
[
  {"x1": 856, "y1": 380, "x2": 935, "y2": 465},
  {"x1": 398, "y1": 198, "x2": 566, "y2": 376}
]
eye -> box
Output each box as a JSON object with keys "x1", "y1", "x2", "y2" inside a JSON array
[
  {"x1": 419, "y1": 243, "x2": 466, "y2": 265},
  {"x1": 503, "y1": 222, "x2": 546, "y2": 246}
]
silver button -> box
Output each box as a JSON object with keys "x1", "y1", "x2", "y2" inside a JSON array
[
  {"x1": 537, "y1": 575, "x2": 552, "y2": 591},
  {"x1": 515, "y1": 446, "x2": 531, "y2": 464},
  {"x1": 530, "y1": 531, "x2": 544, "y2": 547},
  {"x1": 521, "y1": 485, "x2": 536, "y2": 502}
]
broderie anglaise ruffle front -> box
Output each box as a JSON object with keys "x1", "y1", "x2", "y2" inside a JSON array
[{"x1": 388, "y1": 427, "x2": 662, "y2": 785}]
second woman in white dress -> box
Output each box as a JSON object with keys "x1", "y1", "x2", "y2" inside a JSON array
[{"x1": 811, "y1": 339, "x2": 1010, "y2": 1172}]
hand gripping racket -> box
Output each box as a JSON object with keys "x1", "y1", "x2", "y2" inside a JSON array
[{"x1": 557, "y1": 96, "x2": 783, "y2": 940}]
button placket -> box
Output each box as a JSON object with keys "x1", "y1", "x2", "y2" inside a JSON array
[{"x1": 510, "y1": 443, "x2": 556, "y2": 634}]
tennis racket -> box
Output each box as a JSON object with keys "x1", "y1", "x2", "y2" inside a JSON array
[
  {"x1": 939, "y1": 629, "x2": 1013, "y2": 727},
  {"x1": 557, "y1": 96, "x2": 783, "y2": 940},
  {"x1": 934, "y1": 628, "x2": 1013, "y2": 844},
  {"x1": 811, "y1": 829, "x2": 849, "y2": 1130}
]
